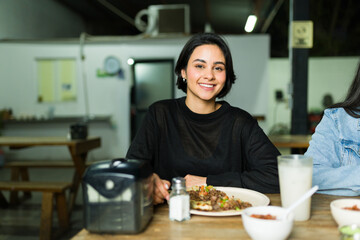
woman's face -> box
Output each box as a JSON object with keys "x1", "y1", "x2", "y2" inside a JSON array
[{"x1": 181, "y1": 44, "x2": 226, "y2": 103}]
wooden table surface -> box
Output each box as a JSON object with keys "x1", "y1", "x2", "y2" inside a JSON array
[
  {"x1": 71, "y1": 193, "x2": 354, "y2": 240},
  {"x1": 269, "y1": 134, "x2": 312, "y2": 149},
  {"x1": 0, "y1": 136, "x2": 101, "y2": 214},
  {"x1": 0, "y1": 136, "x2": 100, "y2": 149}
]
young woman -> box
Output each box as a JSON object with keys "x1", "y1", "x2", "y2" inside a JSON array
[
  {"x1": 305, "y1": 62, "x2": 360, "y2": 196},
  {"x1": 126, "y1": 33, "x2": 280, "y2": 204}
]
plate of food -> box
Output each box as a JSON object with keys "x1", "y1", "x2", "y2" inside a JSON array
[{"x1": 188, "y1": 185, "x2": 270, "y2": 216}]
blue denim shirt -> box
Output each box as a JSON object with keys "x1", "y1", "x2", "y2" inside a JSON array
[{"x1": 305, "y1": 108, "x2": 360, "y2": 196}]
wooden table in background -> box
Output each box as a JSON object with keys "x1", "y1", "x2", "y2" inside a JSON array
[
  {"x1": 0, "y1": 136, "x2": 101, "y2": 214},
  {"x1": 71, "y1": 193, "x2": 352, "y2": 240},
  {"x1": 269, "y1": 134, "x2": 312, "y2": 153}
]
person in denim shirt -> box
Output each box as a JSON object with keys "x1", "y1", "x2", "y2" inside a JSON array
[{"x1": 305, "y1": 62, "x2": 360, "y2": 196}]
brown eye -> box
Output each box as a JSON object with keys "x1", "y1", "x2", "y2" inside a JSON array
[{"x1": 195, "y1": 64, "x2": 204, "y2": 69}]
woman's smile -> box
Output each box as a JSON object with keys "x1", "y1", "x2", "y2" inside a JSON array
[{"x1": 199, "y1": 83, "x2": 216, "y2": 89}]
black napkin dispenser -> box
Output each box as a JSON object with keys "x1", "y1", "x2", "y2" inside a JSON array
[
  {"x1": 82, "y1": 158, "x2": 153, "y2": 234},
  {"x1": 70, "y1": 122, "x2": 88, "y2": 140}
]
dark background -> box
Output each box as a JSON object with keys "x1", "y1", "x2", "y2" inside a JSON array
[{"x1": 56, "y1": 0, "x2": 360, "y2": 58}]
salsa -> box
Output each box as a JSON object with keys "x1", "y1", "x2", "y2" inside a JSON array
[{"x1": 343, "y1": 205, "x2": 360, "y2": 211}]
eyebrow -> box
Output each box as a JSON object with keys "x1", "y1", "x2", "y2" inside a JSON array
[{"x1": 192, "y1": 58, "x2": 225, "y2": 66}]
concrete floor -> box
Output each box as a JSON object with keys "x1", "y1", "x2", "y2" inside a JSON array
[{"x1": 0, "y1": 168, "x2": 84, "y2": 240}]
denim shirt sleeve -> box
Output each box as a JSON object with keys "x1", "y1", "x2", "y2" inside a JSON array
[{"x1": 305, "y1": 108, "x2": 360, "y2": 196}]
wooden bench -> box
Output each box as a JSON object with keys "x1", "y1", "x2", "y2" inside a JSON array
[
  {"x1": 3, "y1": 160, "x2": 94, "y2": 171},
  {"x1": 3, "y1": 160, "x2": 88, "y2": 182},
  {"x1": 3, "y1": 160, "x2": 95, "y2": 203},
  {"x1": 0, "y1": 181, "x2": 72, "y2": 240}
]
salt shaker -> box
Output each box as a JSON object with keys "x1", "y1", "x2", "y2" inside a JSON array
[{"x1": 169, "y1": 177, "x2": 190, "y2": 221}]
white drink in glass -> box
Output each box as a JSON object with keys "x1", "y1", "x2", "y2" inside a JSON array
[{"x1": 278, "y1": 155, "x2": 313, "y2": 221}]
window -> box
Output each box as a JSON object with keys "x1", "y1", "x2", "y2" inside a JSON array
[{"x1": 37, "y1": 58, "x2": 77, "y2": 103}]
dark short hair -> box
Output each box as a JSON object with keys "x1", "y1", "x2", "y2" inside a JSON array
[{"x1": 175, "y1": 33, "x2": 236, "y2": 98}]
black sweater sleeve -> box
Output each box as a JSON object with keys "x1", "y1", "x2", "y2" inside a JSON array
[
  {"x1": 126, "y1": 106, "x2": 157, "y2": 166},
  {"x1": 206, "y1": 119, "x2": 280, "y2": 193}
]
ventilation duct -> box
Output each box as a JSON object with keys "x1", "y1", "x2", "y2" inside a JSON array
[{"x1": 135, "y1": 4, "x2": 190, "y2": 37}]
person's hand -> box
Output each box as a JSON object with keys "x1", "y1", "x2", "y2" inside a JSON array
[
  {"x1": 184, "y1": 174, "x2": 207, "y2": 188},
  {"x1": 152, "y1": 173, "x2": 170, "y2": 205}
]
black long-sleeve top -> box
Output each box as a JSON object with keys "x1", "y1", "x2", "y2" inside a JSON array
[{"x1": 126, "y1": 97, "x2": 280, "y2": 193}]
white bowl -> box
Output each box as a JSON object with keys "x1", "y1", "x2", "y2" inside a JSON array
[
  {"x1": 330, "y1": 199, "x2": 360, "y2": 227},
  {"x1": 242, "y1": 206, "x2": 294, "y2": 240}
]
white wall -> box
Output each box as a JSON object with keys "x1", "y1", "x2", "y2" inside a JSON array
[
  {"x1": 308, "y1": 58, "x2": 358, "y2": 111},
  {"x1": 267, "y1": 57, "x2": 359, "y2": 134},
  {"x1": 0, "y1": 35, "x2": 270, "y2": 160},
  {"x1": 224, "y1": 35, "x2": 269, "y2": 117},
  {"x1": 0, "y1": 0, "x2": 85, "y2": 40}
]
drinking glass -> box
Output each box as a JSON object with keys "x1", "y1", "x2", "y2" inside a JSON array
[{"x1": 278, "y1": 154, "x2": 313, "y2": 221}]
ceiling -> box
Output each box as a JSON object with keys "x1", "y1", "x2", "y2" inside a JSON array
[
  {"x1": 56, "y1": 0, "x2": 360, "y2": 57},
  {"x1": 55, "y1": 0, "x2": 278, "y2": 36}
]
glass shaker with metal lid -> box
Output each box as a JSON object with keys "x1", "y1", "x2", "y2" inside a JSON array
[{"x1": 169, "y1": 177, "x2": 191, "y2": 221}]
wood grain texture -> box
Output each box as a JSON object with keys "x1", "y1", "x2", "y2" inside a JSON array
[
  {"x1": 0, "y1": 136, "x2": 100, "y2": 149},
  {"x1": 40, "y1": 192, "x2": 54, "y2": 240},
  {"x1": 269, "y1": 135, "x2": 312, "y2": 148},
  {"x1": 71, "y1": 193, "x2": 357, "y2": 240},
  {"x1": 0, "y1": 181, "x2": 72, "y2": 192},
  {"x1": 4, "y1": 160, "x2": 86, "y2": 168}
]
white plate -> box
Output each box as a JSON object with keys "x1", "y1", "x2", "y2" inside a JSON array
[{"x1": 190, "y1": 187, "x2": 270, "y2": 217}]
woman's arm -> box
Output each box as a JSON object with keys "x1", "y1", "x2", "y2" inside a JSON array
[
  {"x1": 126, "y1": 106, "x2": 171, "y2": 204},
  {"x1": 305, "y1": 110, "x2": 360, "y2": 196},
  {"x1": 126, "y1": 106, "x2": 158, "y2": 163}
]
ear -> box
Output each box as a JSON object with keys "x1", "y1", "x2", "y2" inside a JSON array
[{"x1": 181, "y1": 69, "x2": 187, "y2": 79}]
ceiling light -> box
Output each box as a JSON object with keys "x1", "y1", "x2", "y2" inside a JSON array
[
  {"x1": 204, "y1": 22, "x2": 214, "y2": 33},
  {"x1": 244, "y1": 15, "x2": 257, "y2": 33},
  {"x1": 127, "y1": 58, "x2": 134, "y2": 65}
]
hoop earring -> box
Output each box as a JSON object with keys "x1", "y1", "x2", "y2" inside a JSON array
[{"x1": 182, "y1": 78, "x2": 186, "y2": 83}]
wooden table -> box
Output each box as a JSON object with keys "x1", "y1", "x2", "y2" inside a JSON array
[
  {"x1": 71, "y1": 193, "x2": 354, "y2": 240},
  {"x1": 269, "y1": 134, "x2": 312, "y2": 154},
  {"x1": 0, "y1": 136, "x2": 101, "y2": 214},
  {"x1": 269, "y1": 134, "x2": 311, "y2": 149}
]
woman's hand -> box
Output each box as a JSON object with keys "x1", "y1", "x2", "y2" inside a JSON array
[
  {"x1": 152, "y1": 173, "x2": 170, "y2": 205},
  {"x1": 184, "y1": 174, "x2": 207, "y2": 188}
]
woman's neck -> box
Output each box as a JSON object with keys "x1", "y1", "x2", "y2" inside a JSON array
[{"x1": 185, "y1": 96, "x2": 221, "y2": 114}]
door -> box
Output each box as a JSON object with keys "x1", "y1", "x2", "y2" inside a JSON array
[{"x1": 131, "y1": 59, "x2": 174, "y2": 140}]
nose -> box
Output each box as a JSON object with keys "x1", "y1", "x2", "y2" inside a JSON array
[{"x1": 203, "y1": 67, "x2": 215, "y2": 80}]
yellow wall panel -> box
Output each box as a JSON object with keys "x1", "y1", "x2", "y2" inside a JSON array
[
  {"x1": 59, "y1": 59, "x2": 77, "y2": 101},
  {"x1": 37, "y1": 58, "x2": 77, "y2": 103},
  {"x1": 37, "y1": 60, "x2": 55, "y2": 102}
]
